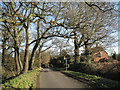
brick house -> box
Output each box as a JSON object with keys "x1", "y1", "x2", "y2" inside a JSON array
[
  {"x1": 80, "y1": 46, "x2": 109, "y2": 62},
  {"x1": 92, "y1": 47, "x2": 109, "y2": 62},
  {"x1": 93, "y1": 51, "x2": 108, "y2": 61}
]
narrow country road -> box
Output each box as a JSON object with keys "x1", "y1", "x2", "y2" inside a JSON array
[{"x1": 38, "y1": 68, "x2": 90, "y2": 88}]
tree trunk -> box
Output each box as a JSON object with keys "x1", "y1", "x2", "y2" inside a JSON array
[
  {"x1": 2, "y1": 34, "x2": 7, "y2": 66},
  {"x1": 23, "y1": 3, "x2": 34, "y2": 73},
  {"x1": 23, "y1": 23, "x2": 30, "y2": 73},
  {"x1": 14, "y1": 28, "x2": 23, "y2": 74},
  {"x1": 16, "y1": 45, "x2": 23, "y2": 72},
  {"x1": 29, "y1": 42, "x2": 40, "y2": 70},
  {"x1": 14, "y1": 40, "x2": 23, "y2": 74},
  {"x1": 29, "y1": 21, "x2": 41, "y2": 70},
  {"x1": 14, "y1": 48, "x2": 20, "y2": 74},
  {"x1": 74, "y1": 31, "x2": 80, "y2": 63},
  {"x1": 14, "y1": 32, "x2": 20, "y2": 74},
  {"x1": 84, "y1": 43, "x2": 91, "y2": 64},
  {"x1": 74, "y1": 44, "x2": 80, "y2": 63},
  {"x1": 18, "y1": 52, "x2": 23, "y2": 71},
  {"x1": 39, "y1": 52, "x2": 42, "y2": 68}
]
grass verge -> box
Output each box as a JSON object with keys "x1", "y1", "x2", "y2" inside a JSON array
[
  {"x1": 62, "y1": 70, "x2": 120, "y2": 88},
  {"x1": 2, "y1": 69, "x2": 40, "y2": 89}
]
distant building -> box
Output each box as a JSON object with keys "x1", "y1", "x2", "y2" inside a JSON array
[
  {"x1": 80, "y1": 46, "x2": 109, "y2": 62},
  {"x1": 91, "y1": 46, "x2": 108, "y2": 62},
  {"x1": 93, "y1": 51, "x2": 108, "y2": 62}
]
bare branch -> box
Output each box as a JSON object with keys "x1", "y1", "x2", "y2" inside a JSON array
[{"x1": 85, "y1": 2, "x2": 114, "y2": 13}]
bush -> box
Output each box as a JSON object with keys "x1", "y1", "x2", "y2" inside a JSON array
[
  {"x1": 62, "y1": 70, "x2": 120, "y2": 88},
  {"x1": 2, "y1": 67, "x2": 17, "y2": 83},
  {"x1": 2, "y1": 69, "x2": 39, "y2": 88},
  {"x1": 69, "y1": 62, "x2": 88, "y2": 72},
  {"x1": 69, "y1": 61, "x2": 120, "y2": 81},
  {"x1": 50, "y1": 58, "x2": 65, "y2": 68}
]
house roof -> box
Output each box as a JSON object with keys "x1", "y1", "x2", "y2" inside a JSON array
[
  {"x1": 80, "y1": 46, "x2": 108, "y2": 56},
  {"x1": 91, "y1": 47, "x2": 104, "y2": 53},
  {"x1": 91, "y1": 46, "x2": 108, "y2": 54}
]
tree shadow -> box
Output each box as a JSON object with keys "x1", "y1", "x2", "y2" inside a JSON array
[{"x1": 61, "y1": 72, "x2": 120, "y2": 88}]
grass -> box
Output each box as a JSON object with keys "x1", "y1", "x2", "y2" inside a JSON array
[
  {"x1": 2, "y1": 69, "x2": 40, "y2": 89},
  {"x1": 62, "y1": 70, "x2": 120, "y2": 88}
]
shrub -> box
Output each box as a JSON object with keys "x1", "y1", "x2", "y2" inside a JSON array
[
  {"x1": 69, "y1": 62, "x2": 88, "y2": 72},
  {"x1": 69, "y1": 61, "x2": 120, "y2": 81},
  {"x1": 62, "y1": 70, "x2": 120, "y2": 88},
  {"x1": 2, "y1": 69, "x2": 39, "y2": 88}
]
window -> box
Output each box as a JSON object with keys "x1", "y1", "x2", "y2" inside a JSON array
[
  {"x1": 94, "y1": 52, "x2": 102, "y2": 58},
  {"x1": 98, "y1": 52, "x2": 102, "y2": 57}
]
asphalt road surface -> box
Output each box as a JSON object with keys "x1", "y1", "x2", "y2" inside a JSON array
[{"x1": 39, "y1": 68, "x2": 90, "y2": 88}]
